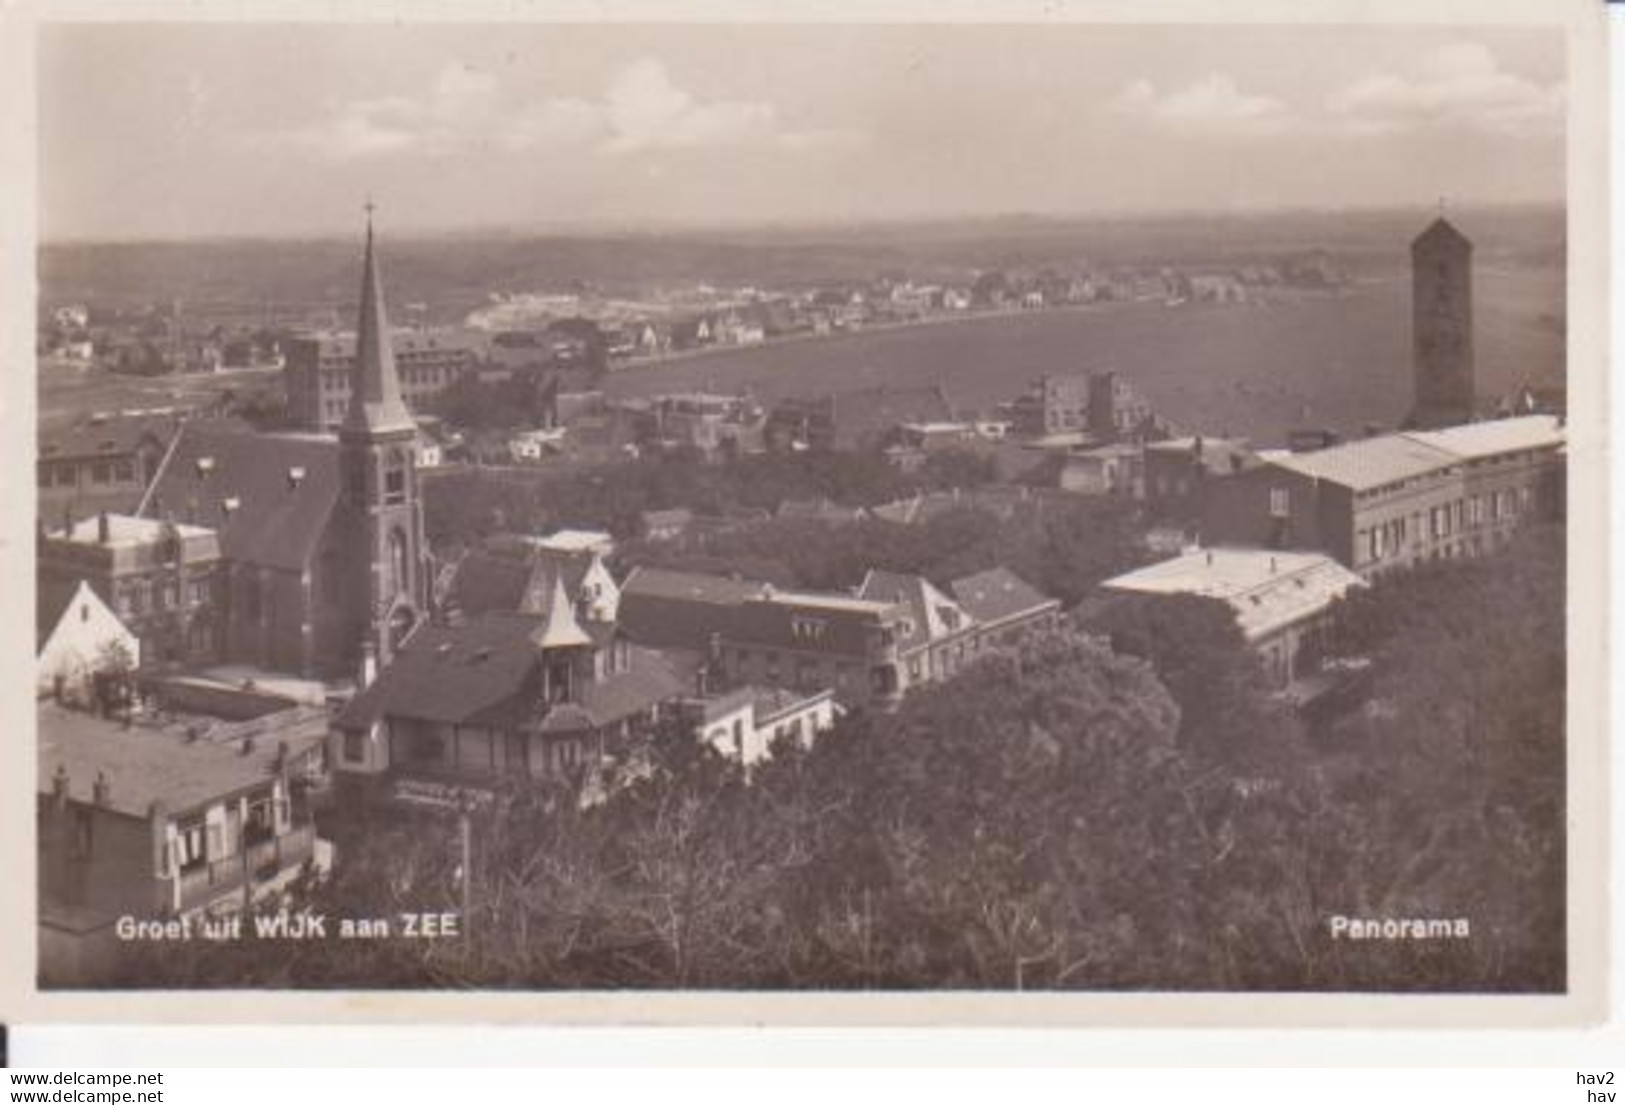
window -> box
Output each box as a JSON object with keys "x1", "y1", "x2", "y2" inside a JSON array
[
  {"x1": 387, "y1": 527, "x2": 411, "y2": 598},
  {"x1": 384, "y1": 468, "x2": 406, "y2": 505},
  {"x1": 791, "y1": 616, "x2": 827, "y2": 643},
  {"x1": 177, "y1": 817, "x2": 206, "y2": 871},
  {"x1": 90, "y1": 461, "x2": 112, "y2": 485},
  {"x1": 36, "y1": 464, "x2": 49, "y2": 488},
  {"x1": 343, "y1": 730, "x2": 366, "y2": 763},
  {"x1": 1269, "y1": 487, "x2": 1290, "y2": 518},
  {"x1": 114, "y1": 460, "x2": 135, "y2": 482}
]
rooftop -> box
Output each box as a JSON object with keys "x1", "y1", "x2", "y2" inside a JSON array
[
  {"x1": 38, "y1": 414, "x2": 180, "y2": 462},
  {"x1": 1267, "y1": 434, "x2": 1459, "y2": 492},
  {"x1": 37, "y1": 702, "x2": 325, "y2": 819},
  {"x1": 139, "y1": 422, "x2": 341, "y2": 571},
  {"x1": 858, "y1": 570, "x2": 970, "y2": 653},
  {"x1": 48, "y1": 513, "x2": 214, "y2": 549},
  {"x1": 949, "y1": 567, "x2": 1058, "y2": 626},
  {"x1": 536, "y1": 529, "x2": 614, "y2": 554},
  {"x1": 1405, "y1": 415, "x2": 1565, "y2": 461},
  {"x1": 1101, "y1": 547, "x2": 1365, "y2": 642}
]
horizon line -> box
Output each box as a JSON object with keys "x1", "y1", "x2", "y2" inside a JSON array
[{"x1": 39, "y1": 199, "x2": 1566, "y2": 249}]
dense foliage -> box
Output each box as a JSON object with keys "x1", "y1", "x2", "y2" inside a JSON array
[
  {"x1": 112, "y1": 529, "x2": 1565, "y2": 993},
  {"x1": 423, "y1": 448, "x2": 993, "y2": 550}
]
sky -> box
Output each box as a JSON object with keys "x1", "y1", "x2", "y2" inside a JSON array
[{"x1": 38, "y1": 23, "x2": 1566, "y2": 240}]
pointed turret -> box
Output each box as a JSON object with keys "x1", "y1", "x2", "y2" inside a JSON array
[
  {"x1": 523, "y1": 567, "x2": 592, "y2": 650},
  {"x1": 342, "y1": 208, "x2": 416, "y2": 439}
]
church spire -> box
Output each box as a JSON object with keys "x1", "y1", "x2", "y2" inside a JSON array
[{"x1": 343, "y1": 202, "x2": 415, "y2": 438}]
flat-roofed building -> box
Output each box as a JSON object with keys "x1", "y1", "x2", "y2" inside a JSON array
[
  {"x1": 684, "y1": 684, "x2": 840, "y2": 766},
  {"x1": 1142, "y1": 436, "x2": 1261, "y2": 528},
  {"x1": 284, "y1": 328, "x2": 476, "y2": 432},
  {"x1": 1202, "y1": 416, "x2": 1563, "y2": 579},
  {"x1": 38, "y1": 513, "x2": 223, "y2": 670},
  {"x1": 1101, "y1": 547, "x2": 1366, "y2": 687}
]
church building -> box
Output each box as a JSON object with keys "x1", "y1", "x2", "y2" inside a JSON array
[{"x1": 138, "y1": 214, "x2": 428, "y2": 678}]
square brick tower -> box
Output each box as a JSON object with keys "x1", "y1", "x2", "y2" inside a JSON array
[{"x1": 1410, "y1": 216, "x2": 1475, "y2": 429}]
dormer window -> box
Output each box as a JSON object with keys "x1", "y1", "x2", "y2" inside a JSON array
[
  {"x1": 195, "y1": 456, "x2": 215, "y2": 478},
  {"x1": 791, "y1": 616, "x2": 827, "y2": 643},
  {"x1": 287, "y1": 466, "x2": 306, "y2": 490},
  {"x1": 221, "y1": 496, "x2": 240, "y2": 515}
]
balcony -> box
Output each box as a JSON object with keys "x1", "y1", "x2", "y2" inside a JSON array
[{"x1": 173, "y1": 823, "x2": 316, "y2": 912}]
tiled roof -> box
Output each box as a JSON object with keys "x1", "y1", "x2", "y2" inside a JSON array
[
  {"x1": 727, "y1": 589, "x2": 900, "y2": 657},
  {"x1": 1265, "y1": 416, "x2": 1564, "y2": 493},
  {"x1": 1101, "y1": 548, "x2": 1365, "y2": 642},
  {"x1": 140, "y1": 423, "x2": 341, "y2": 571},
  {"x1": 337, "y1": 613, "x2": 681, "y2": 733},
  {"x1": 618, "y1": 567, "x2": 768, "y2": 650},
  {"x1": 336, "y1": 614, "x2": 543, "y2": 728},
  {"x1": 445, "y1": 545, "x2": 594, "y2": 620},
  {"x1": 950, "y1": 567, "x2": 1057, "y2": 626},
  {"x1": 37, "y1": 702, "x2": 325, "y2": 819},
  {"x1": 1405, "y1": 415, "x2": 1564, "y2": 460},
  {"x1": 1266, "y1": 435, "x2": 1459, "y2": 493},
  {"x1": 38, "y1": 415, "x2": 179, "y2": 462},
  {"x1": 576, "y1": 646, "x2": 689, "y2": 727},
  {"x1": 37, "y1": 582, "x2": 81, "y2": 650},
  {"x1": 858, "y1": 570, "x2": 969, "y2": 653}
]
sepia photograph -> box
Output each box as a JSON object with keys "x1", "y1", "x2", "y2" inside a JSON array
[{"x1": 7, "y1": 3, "x2": 1607, "y2": 1023}]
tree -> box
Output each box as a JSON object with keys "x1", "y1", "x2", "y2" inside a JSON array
[{"x1": 1076, "y1": 594, "x2": 1304, "y2": 779}]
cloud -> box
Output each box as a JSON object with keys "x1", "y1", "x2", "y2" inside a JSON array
[
  {"x1": 595, "y1": 58, "x2": 774, "y2": 153},
  {"x1": 268, "y1": 57, "x2": 862, "y2": 160},
  {"x1": 1327, "y1": 42, "x2": 1563, "y2": 136},
  {"x1": 1110, "y1": 74, "x2": 1291, "y2": 137},
  {"x1": 268, "y1": 64, "x2": 498, "y2": 158}
]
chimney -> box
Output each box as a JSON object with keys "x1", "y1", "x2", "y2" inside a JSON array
[
  {"x1": 1192, "y1": 435, "x2": 1204, "y2": 458},
  {"x1": 240, "y1": 736, "x2": 256, "y2": 757},
  {"x1": 707, "y1": 631, "x2": 723, "y2": 664},
  {"x1": 1270, "y1": 556, "x2": 1278, "y2": 574},
  {"x1": 97, "y1": 511, "x2": 111, "y2": 544},
  {"x1": 695, "y1": 664, "x2": 710, "y2": 698},
  {"x1": 1205, "y1": 550, "x2": 1213, "y2": 567},
  {"x1": 52, "y1": 764, "x2": 70, "y2": 808},
  {"x1": 92, "y1": 770, "x2": 111, "y2": 807},
  {"x1": 359, "y1": 639, "x2": 378, "y2": 689}
]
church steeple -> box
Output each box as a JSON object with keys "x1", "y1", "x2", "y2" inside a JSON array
[
  {"x1": 338, "y1": 203, "x2": 426, "y2": 669},
  {"x1": 343, "y1": 204, "x2": 415, "y2": 439}
]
